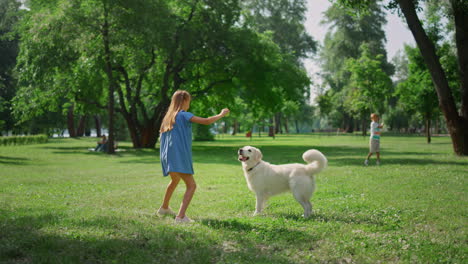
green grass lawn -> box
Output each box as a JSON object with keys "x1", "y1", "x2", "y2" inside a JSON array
[{"x1": 0, "y1": 134, "x2": 466, "y2": 263}]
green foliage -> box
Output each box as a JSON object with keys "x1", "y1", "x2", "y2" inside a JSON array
[
  {"x1": 317, "y1": 2, "x2": 393, "y2": 130},
  {"x1": 12, "y1": 0, "x2": 312, "y2": 147},
  {"x1": 394, "y1": 0, "x2": 460, "y2": 124},
  {"x1": 242, "y1": 0, "x2": 316, "y2": 62},
  {"x1": 385, "y1": 104, "x2": 411, "y2": 131},
  {"x1": 200, "y1": 0, "x2": 317, "y2": 133},
  {"x1": 193, "y1": 123, "x2": 215, "y2": 142},
  {"x1": 0, "y1": 0, "x2": 22, "y2": 132},
  {"x1": 320, "y1": 1, "x2": 392, "y2": 81},
  {"x1": 0, "y1": 134, "x2": 48, "y2": 145},
  {"x1": 344, "y1": 43, "x2": 393, "y2": 117},
  {"x1": 396, "y1": 45, "x2": 439, "y2": 118}
]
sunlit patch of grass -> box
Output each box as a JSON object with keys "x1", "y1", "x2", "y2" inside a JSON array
[{"x1": 0, "y1": 134, "x2": 466, "y2": 263}]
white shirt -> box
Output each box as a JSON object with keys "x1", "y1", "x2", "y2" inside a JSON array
[{"x1": 370, "y1": 121, "x2": 381, "y2": 140}]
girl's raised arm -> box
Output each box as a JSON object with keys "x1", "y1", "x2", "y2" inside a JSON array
[{"x1": 190, "y1": 108, "x2": 230, "y2": 125}]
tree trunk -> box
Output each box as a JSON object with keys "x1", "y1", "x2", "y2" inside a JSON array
[
  {"x1": 451, "y1": 0, "x2": 468, "y2": 154},
  {"x1": 274, "y1": 113, "x2": 282, "y2": 134},
  {"x1": 283, "y1": 118, "x2": 289, "y2": 134},
  {"x1": 231, "y1": 119, "x2": 238, "y2": 135},
  {"x1": 344, "y1": 114, "x2": 354, "y2": 133},
  {"x1": 123, "y1": 100, "x2": 169, "y2": 148},
  {"x1": 76, "y1": 115, "x2": 87, "y2": 137},
  {"x1": 140, "y1": 125, "x2": 158, "y2": 148},
  {"x1": 452, "y1": 0, "x2": 468, "y2": 119},
  {"x1": 67, "y1": 105, "x2": 76, "y2": 137},
  {"x1": 268, "y1": 117, "x2": 275, "y2": 138},
  {"x1": 425, "y1": 115, "x2": 431, "y2": 144},
  {"x1": 223, "y1": 120, "x2": 228, "y2": 134},
  {"x1": 362, "y1": 118, "x2": 367, "y2": 136},
  {"x1": 150, "y1": 101, "x2": 170, "y2": 148},
  {"x1": 397, "y1": 0, "x2": 467, "y2": 155},
  {"x1": 123, "y1": 114, "x2": 141, "y2": 148},
  {"x1": 102, "y1": 4, "x2": 116, "y2": 154},
  {"x1": 94, "y1": 115, "x2": 102, "y2": 137},
  {"x1": 295, "y1": 119, "x2": 300, "y2": 134}
]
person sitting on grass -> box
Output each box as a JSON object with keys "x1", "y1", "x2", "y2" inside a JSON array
[
  {"x1": 94, "y1": 135, "x2": 107, "y2": 152},
  {"x1": 364, "y1": 113, "x2": 384, "y2": 166}
]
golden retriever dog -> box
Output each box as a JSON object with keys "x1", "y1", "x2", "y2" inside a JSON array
[{"x1": 238, "y1": 146, "x2": 327, "y2": 218}]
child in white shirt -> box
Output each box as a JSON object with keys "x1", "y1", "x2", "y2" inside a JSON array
[{"x1": 365, "y1": 113, "x2": 384, "y2": 166}]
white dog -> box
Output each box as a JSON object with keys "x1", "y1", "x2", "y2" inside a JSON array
[{"x1": 238, "y1": 146, "x2": 327, "y2": 218}]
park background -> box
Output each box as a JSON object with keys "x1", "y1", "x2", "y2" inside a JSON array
[{"x1": 1, "y1": 0, "x2": 467, "y2": 263}]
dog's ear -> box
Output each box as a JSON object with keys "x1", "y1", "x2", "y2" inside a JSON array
[{"x1": 254, "y1": 148, "x2": 263, "y2": 162}]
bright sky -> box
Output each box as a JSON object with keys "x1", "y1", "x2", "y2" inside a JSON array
[{"x1": 304, "y1": 0, "x2": 415, "y2": 100}]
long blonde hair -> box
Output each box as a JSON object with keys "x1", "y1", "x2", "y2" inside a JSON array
[{"x1": 160, "y1": 90, "x2": 192, "y2": 133}]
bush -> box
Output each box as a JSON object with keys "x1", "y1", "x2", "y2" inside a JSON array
[
  {"x1": 193, "y1": 124, "x2": 214, "y2": 141},
  {"x1": 0, "y1": 135, "x2": 48, "y2": 146}
]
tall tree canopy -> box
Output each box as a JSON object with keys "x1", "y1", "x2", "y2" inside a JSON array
[
  {"x1": 241, "y1": 0, "x2": 317, "y2": 134},
  {"x1": 0, "y1": 0, "x2": 22, "y2": 132},
  {"x1": 396, "y1": 45, "x2": 439, "y2": 143},
  {"x1": 344, "y1": 43, "x2": 392, "y2": 134},
  {"x1": 242, "y1": 0, "x2": 316, "y2": 63},
  {"x1": 317, "y1": 1, "x2": 393, "y2": 132},
  {"x1": 13, "y1": 0, "x2": 310, "y2": 150}
]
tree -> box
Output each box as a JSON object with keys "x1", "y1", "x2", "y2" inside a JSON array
[
  {"x1": 0, "y1": 0, "x2": 22, "y2": 133},
  {"x1": 393, "y1": 1, "x2": 459, "y2": 143},
  {"x1": 14, "y1": 0, "x2": 306, "y2": 151},
  {"x1": 317, "y1": 2, "x2": 393, "y2": 132},
  {"x1": 396, "y1": 45, "x2": 439, "y2": 143},
  {"x1": 385, "y1": 50, "x2": 413, "y2": 133},
  {"x1": 242, "y1": 0, "x2": 316, "y2": 63},
  {"x1": 14, "y1": 0, "x2": 143, "y2": 152},
  {"x1": 344, "y1": 43, "x2": 393, "y2": 135},
  {"x1": 242, "y1": 0, "x2": 316, "y2": 135},
  {"x1": 334, "y1": 0, "x2": 468, "y2": 155}
]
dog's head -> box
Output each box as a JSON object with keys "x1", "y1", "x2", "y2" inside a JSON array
[{"x1": 238, "y1": 146, "x2": 263, "y2": 164}]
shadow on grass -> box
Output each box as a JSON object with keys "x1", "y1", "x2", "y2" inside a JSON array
[
  {"x1": 0, "y1": 155, "x2": 30, "y2": 166},
  {"x1": 200, "y1": 217, "x2": 322, "y2": 245},
  {"x1": 330, "y1": 157, "x2": 466, "y2": 166},
  {"x1": 42, "y1": 145, "x2": 145, "y2": 157},
  {"x1": 39, "y1": 143, "x2": 462, "y2": 167},
  {"x1": 276, "y1": 211, "x2": 401, "y2": 230},
  {"x1": 0, "y1": 211, "x2": 294, "y2": 264},
  {"x1": 201, "y1": 206, "x2": 401, "y2": 235}
]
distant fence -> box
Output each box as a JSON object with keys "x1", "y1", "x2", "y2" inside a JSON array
[{"x1": 0, "y1": 135, "x2": 48, "y2": 146}]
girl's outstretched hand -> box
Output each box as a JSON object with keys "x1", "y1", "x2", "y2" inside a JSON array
[{"x1": 220, "y1": 108, "x2": 230, "y2": 117}]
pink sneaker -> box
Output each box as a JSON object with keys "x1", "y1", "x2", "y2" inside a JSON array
[{"x1": 175, "y1": 216, "x2": 194, "y2": 223}]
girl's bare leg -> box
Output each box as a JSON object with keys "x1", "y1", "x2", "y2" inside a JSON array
[
  {"x1": 175, "y1": 172, "x2": 197, "y2": 218},
  {"x1": 161, "y1": 173, "x2": 181, "y2": 209}
]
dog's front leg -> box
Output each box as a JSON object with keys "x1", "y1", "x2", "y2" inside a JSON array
[{"x1": 254, "y1": 194, "x2": 266, "y2": 216}]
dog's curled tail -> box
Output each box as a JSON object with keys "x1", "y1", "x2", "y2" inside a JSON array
[{"x1": 302, "y1": 149, "x2": 327, "y2": 175}]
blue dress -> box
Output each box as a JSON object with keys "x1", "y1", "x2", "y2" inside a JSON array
[{"x1": 160, "y1": 111, "x2": 195, "y2": 176}]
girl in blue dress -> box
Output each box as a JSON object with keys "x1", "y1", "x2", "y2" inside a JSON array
[{"x1": 157, "y1": 90, "x2": 230, "y2": 223}]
